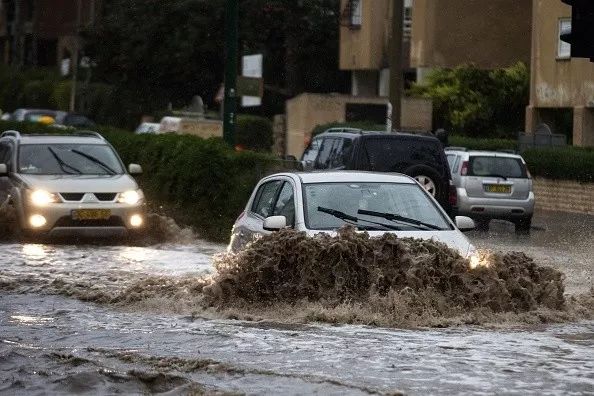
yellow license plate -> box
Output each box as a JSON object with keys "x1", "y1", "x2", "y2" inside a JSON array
[
  {"x1": 72, "y1": 209, "x2": 112, "y2": 220},
  {"x1": 485, "y1": 185, "x2": 511, "y2": 193}
]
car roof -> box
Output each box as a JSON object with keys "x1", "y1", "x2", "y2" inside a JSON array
[
  {"x1": 17, "y1": 135, "x2": 106, "y2": 145},
  {"x1": 267, "y1": 171, "x2": 417, "y2": 184},
  {"x1": 449, "y1": 150, "x2": 524, "y2": 159},
  {"x1": 316, "y1": 130, "x2": 441, "y2": 142}
]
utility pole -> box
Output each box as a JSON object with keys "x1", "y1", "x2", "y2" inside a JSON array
[
  {"x1": 388, "y1": 0, "x2": 404, "y2": 131},
  {"x1": 223, "y1": 0, "x2": 239, "y2": 147},
  {"x1": 69, "y1": 0, "x2": 82, "y2": 112},
  {"x1": 12, "y1": 0, "x2": 24, "y2": 67}
]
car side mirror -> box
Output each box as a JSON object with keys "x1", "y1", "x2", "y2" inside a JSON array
[
  {"x1": 0, "y1": 163, "x2": 7, "y2": 176},
  {"x1": 128, "y1": 164, "x2": 143, "y2": 175},
  {"x1": 263, "y1": 215, "x2": 287, "y2": 231},
  {"x1": 455, "y1": 216, "x2": 475, "y2": 232}
]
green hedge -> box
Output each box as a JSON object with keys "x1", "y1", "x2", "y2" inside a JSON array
[
  {"x1": 236, "y1": 114, "x2": 273, "y2": 152},
  {"x1": 523, "y1": 147, "x2": 594, "y2": 183},
  {"x1": 448, "y1": 135, "x2": 517, "y2": 151}
]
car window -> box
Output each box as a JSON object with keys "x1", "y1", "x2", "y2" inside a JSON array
[
  {"x1": 273, "y1": 182, "x2": 295, "y2": 226},
  {"x1": 468, "y1": 156, "x2": 527, "y2": 178},
  {"x1": 303, "y1": 182, "x2": 450, "y2": 231},
  {"x1": 314, "y1": 138, "x2": 338, "y2": 169},
  {"x1": 0, "y1": 143, "x2": 9, "y2": 164},
  {"x1": 18, "y1": 144, "x2": 124, "y2": 175},
  {"x1": 328, "y1": 138, "x2": 353, "y2": 168},
  {"x1": 302, "y1": 138, "x2": 321, "y2": 163},
  {"x1": 447, "y1": 154, "x2": 460, "y2": 173},
  {"x1": 251, "y1": 180, "x2": 282, "y2": 218}
]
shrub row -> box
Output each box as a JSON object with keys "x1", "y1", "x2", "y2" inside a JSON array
[{"x1": 522, "y1": 147, "x2": 594, "y2": 183}]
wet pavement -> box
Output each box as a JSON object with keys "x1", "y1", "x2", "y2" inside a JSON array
[{"x1": 0, "y1": 210, "x2": 593, "y2": 395}]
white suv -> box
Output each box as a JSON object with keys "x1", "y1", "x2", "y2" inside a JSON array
[
  {"x1": 0, "y1": 130, "x2": 145, "y2": 238},
  {"x1": 229, "y1": 171, "x2": 478, "y2": 260},
  {"x1": 446, "y1": 148, "x2": 535, "y2": 232}
]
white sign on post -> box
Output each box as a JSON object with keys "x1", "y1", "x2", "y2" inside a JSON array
[{"x1": 241, "y1": 54, "x2": 263, "y2": 107}]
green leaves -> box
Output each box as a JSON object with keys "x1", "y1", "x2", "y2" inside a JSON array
[{"x1": 409, "y1": 63, "x2": 529, "y2": 138}]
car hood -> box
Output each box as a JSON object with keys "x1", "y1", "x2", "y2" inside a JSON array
[
  {"x1": 17, "y1": 174, "x2": 139, "y2": 193},
  {"x1": 304, "y1": 229, "x2": 474, "y2": 257}
]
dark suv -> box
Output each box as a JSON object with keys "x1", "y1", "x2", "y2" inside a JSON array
[{"x1": 301, "y1": 129, "x2": 454, "y2": 212}]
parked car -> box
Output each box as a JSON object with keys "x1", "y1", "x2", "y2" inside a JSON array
[
  {"x1": 301, "y1": 129, "x2": 455, "y2": 213},
  {"x1": 0, "y1": 130, "x2": 145, "y2": 238},
  {"x1": 445, "y1": 148, "x2": 534, "y2": 231},
  {"x1": 8, "y1": 108, "x2": 96, "y2": 129},
  {"x1": 229, "y1": 171, "x2": 478, "y2": 262},
  {"x1": 135, "y1": 122, "x2": 161, "y2": 134}
]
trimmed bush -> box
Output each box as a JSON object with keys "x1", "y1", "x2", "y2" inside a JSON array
[
  {"x1": 448, "y1": 135, "x2": 517, "y2": 151},
  {"x1": 522, "y1": 147, "x2": 594, "y2": 183},
  {"x1": 235, "y1": 114, "x2": 273, "y2": 152}
]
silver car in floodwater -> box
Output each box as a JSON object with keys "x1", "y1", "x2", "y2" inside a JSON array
[
  {"x1": 446, "y1": 148, "x2": 535, "y2": 232},
  {"x1": 229, "y1": 171, "x2": 478, "y2": 260},
  {"x1": 0, "y1": 131, "x2": 146, "y2": 238}
]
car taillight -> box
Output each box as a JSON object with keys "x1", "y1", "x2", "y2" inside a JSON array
[
  {"x1": 461, "y1": 161, "x2": 469, "y2": 176},
  {"x1": 526, "y1": 167, "x2": 532, "y2": 179},
  {"x1": 449, "y1": 184, "x2": 458, "y2": 206},
  {"x1": 235, "y1": 211, "x2": 245, "y2": 223}
]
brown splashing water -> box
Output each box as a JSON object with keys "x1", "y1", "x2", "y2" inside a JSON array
[{"x1": 199, "y1": 227, "x2": 592, "y2": 327}]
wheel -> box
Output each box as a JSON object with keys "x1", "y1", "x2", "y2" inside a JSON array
[
  {"x1": 514, "y1": 216, "x2": 532, "y2": 233},
  {"x1": 403, "y1": 165, "x2": 446, "y2": 205}
]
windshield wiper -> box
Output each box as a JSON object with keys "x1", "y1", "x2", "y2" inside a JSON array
[
  {"x1": 71, "y1": 149, "x2": 117, "y2": 175},
  {"x1": 47, "y1": 147, "x2": 81, "y2": 174},
  {"x1": 317, "y1": 207, "x2": 401, "y2": 231},
  {"x1": 357, "y1": 209, "x2": 445, "y2": 231}
]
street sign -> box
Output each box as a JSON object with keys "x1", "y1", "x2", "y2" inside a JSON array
[
  {"x1": 241, "y1": 54, "x2": 263, "y2": 106},
  {"x1": 237, "y1": 76, "x2": 263, "y2": 98}
]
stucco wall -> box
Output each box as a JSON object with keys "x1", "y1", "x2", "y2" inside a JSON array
[
  {"x1": 533, "y1": 178, "x2": 594, "y2": 215},
  {"x1": 285, "y1": 93, "x2": 432, "y2": 157},
  {"x1": 411, "y1": 0, "x2": 532, "y2": 69}
]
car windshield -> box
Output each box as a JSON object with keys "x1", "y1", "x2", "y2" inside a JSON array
[
  {"x1": 303, "y1": 182, "x2": 451, "y2": 231},
  {"x1": 468, "y1": 156, "x2": 527, "y2": 178},
  {"x1": 18, "y1": 144, "x2": 124, "y2": 175}
]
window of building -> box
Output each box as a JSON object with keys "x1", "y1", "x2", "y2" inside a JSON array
[
  {"x1": 350, "y1": 0, "x2": 362, "y2": 27},
  {"x1": 558, "y1": 18, "x2": 571, "y2": 59}
]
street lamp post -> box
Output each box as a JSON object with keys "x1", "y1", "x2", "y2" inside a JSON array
[{"x1": 223, "y1": 0, "x2": 239, "y2": 147}]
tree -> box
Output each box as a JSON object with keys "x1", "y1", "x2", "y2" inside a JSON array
[
  {"x1": 86, "y1": 0, "x2": 227, "y2": 122},
  {"x1": 409, "y1": 63, "x2": 529, "y2": 138}
]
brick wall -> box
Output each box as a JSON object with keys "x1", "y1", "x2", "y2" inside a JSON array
[{"x1": 534, "y1": 178, "x2": 594, "y2": 215}]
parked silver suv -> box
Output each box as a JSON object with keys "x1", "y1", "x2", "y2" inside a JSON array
[
  {"x1": 0, "y1": 130, "x2": 145, "y2": 238},
  {"x1": 446, "y1": 148, "x2": 535, "y2": 231}
]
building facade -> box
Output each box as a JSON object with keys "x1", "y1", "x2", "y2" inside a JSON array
[
  {"x1": 526, "y1": 0, "x2": 594, "y2": 147},
  {"x1": 0, "y1": 0, "x2": 101, "y2": 68},
  {"x1": 339, "y1": 0, "x2": 532, "y2": 97}
]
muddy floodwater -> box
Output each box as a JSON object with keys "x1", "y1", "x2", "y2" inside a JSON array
[{"x1": 1, "y1": 210, "x2": 593, "y2": 395}]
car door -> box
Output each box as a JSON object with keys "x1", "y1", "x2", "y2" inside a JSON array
[{"x1": 0, "y1": 142, "x2": 12, "y2": 204}]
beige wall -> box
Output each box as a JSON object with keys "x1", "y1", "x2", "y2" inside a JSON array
[
  {"x1": 526, "y1": 1, "x2": 594, "y2": 147},
  {"x1": 285, "y1": 93, "x2": 432, "y2": 157},
  {"x1": 529, "y1": 0, "x2": 594, "y2": 108},
  {"x1": 411, "y1": 0, "x2": 532, "y2": 69},
  {"x1": 533, "y1": 178, "x2": 594, "y2": 215},
  {"x1": 339, "y1": 0, "x2": 390, "y2": 70}
]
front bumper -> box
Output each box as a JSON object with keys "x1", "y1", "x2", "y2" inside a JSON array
[
  {"x1": 456, "y1": 189, "x2": 535, "y2": 219},
  {"x1": 21, "y1": 202, "x2": 145, "y2": 237}
]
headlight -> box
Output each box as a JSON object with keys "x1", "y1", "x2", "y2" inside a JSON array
[
  {"x1": 30, "y1": 190, "x2": 59, "y2": 206},
  {"x1": 118, "y1": 190, "x2": 143, "y2": 205}
]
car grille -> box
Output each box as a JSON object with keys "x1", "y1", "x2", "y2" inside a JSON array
[
  {"x1": 94, "y1": 193, "x2": 117, "y2": 201},
  {"x1": 60, "y1": 193, "x2": 85, "y2": 201},
  {"x1": 54, "y1": 216, "x2": 125, "y2": 228},
  {"x1": 59, "y1": 193, "x2": 118, "y2": 202}
]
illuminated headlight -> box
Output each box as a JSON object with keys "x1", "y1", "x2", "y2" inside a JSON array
[
  {"x1": 118, "y1": 190, "x2": 143, "y2": 205},
  {"x1": 129, "y1": 214, "x2": 143, "y2": 228},
  {"x1": 30, "y1": 190, "x2": 59, "y2": 206},
  {"x1": 29, "y1": 214, "x2": 47, "y2": 228}
]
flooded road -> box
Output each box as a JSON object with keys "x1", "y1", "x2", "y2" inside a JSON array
[{"x1": 1, "y1": 210, "x2": 593, "y2": 395}]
